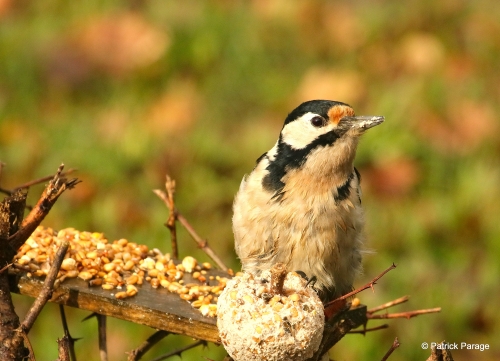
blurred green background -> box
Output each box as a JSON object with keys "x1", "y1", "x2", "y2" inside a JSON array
[{"x1": 1, "y1": 0, "x2": 499, "y2": 360}]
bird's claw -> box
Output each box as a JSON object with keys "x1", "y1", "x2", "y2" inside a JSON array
[{"x1": 295, "y1": 270, "x2": 317, "y2": 288}]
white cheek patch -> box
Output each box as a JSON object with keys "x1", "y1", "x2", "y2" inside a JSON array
[{"x1": 280, "y1": 112, "x2": 333, "y2": 150}]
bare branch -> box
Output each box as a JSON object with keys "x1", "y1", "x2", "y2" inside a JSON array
[
  {"x1": 16, "y1": 331, "x2": 36, "y2": 361},
  {"x1": 176, "y1": 213, "x2": 228, "y2": 271},
  {"x1": 0, "y1": 263, "x2": 12, "y2": 274},
  {"x1": 97, "y1": 314, "x2": 108, "y2": 361},
  {"x1": 127, "y1": 330, "x2": 170, "y2": 361},
  {"x1": 149, "y1": 340, "x2": 206, "y2": 361},
  {"x1": 13, "y1": 169, "x2": 78, "y2": 192},
  {"x1": 9, "y1": 240, "x2": 69, "y2": 358},
  {"x1": 8, "y1": 164, "x2": 80, "y2": 251},
  {"x1": 368, "y1": 296, "x2": 410, "y2": 314},
  {"x1": 59, "y1": 305, "x2": 78, "y2": 361},
  {"x1": 368, "y1": 308, "x2": 441, "y2": 320},
  {"x1": 348, "y1": 324, "x2": 389, "y2": 335},
  {"x1": 164, "y1": 176, "x2": 179, "y2": 259},
  {"x1": 153, "y1": 176, "x2": 179, "y2": 259},
  {"x1": 20, "y1": 240, "x2": 70, "y2": 333},
  {"x1": 154, "y1": 188, "x2": 228, "y2": 271},
  {"x1": 326, "y1": 263, "x2": 396, "y2": 308},
  {"x1": 0, "y1": 167, "x2": 77, "y2": 196},
  {"x1": 380, "y1": 337, "x2": 400, "y2": 361},
  {"x1": 57, "y1": 335, "x2": 71, "y2": 361}
]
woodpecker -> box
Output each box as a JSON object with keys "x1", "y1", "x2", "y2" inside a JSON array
[{"x1": 232, "y1": 100, "x2": 384, "y2": 301}]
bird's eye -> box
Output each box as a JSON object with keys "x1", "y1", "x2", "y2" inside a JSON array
[{"x1": 310, "y1": 116, "x2": 325, "y2": 127}]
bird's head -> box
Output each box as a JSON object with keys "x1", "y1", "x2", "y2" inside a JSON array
[
  {"x1": 260, "y1": 100, "x2": 384, "y2": 194},
  {"x1": 280, "y1": 100, "x2": 384, "y2": 150}
]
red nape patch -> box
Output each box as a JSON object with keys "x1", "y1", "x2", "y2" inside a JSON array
[{"x1": 328, "y1": 105, "x2": 355, "y2": 126}]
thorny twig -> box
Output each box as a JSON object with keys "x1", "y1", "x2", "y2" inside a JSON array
[
  {"x1": 368, "y1": 295, "x2": 410, "y2": 314},
  {"x1": 176, "y1": 213, "x2": 229, "y2": 271},
  {"x1": 59, "y1": 305, "x2": 78, "y2": 361},
  {"x1": 326, "y1": 263, "x2": 397, "y2": 308},
  {"x1": 380, "y1": 337, "x2": 400, "y2": 361},
  {"x1": 367, "y1": 308, "x2": 441, "y2": 320},
  {"x1": 97, "y1": 314, "x2": 108, "y2": 361},
  {"x1": 20, "y1": 240, "x2": 69, "y2": 333},
  {"x1": 13, "y1": 168, "x2": 77, "y2": 192},
  {"x1": 348, "y1": 324, "x2": 389, "y2": 335},
  {"x1": 317, "y1": 264, "x2": 440, "y2": 359},
  {"x1": 57, "y1": 335, "x2": 72, "y2": 361},
  {"x1": 364, "y1": 294, "x2": 440, "y2": 321},
  {"x1": 154, "y1": 184, "x2": 228, "y2": 271},
  {"x1": 80, "y1": 313, "x2": 109, "y2": 361},
  {"x1": 127, "y1": 330, "x2": 170, "y2": 361},
  {"x1": 164, "y1": 176, "x2": 179, "y2": 259},
  {"x1": 11, "y1": 240, "x2": 69, "y2": 357},
  {"x1": 18, "y1": 331, "x2": 36, "y2": 361},
  {"x1": 8, "y1": 164, "x2": 81, "y2": 250},
  {"x1": 0, "y1": 262, "x2": 12, "y2": 274},
  {"x1": 149, "y1": 340, "x2": 206, "y2": 361},
  {"x1": 0, "y1": 167, "x2": 77, "y2": 196}
]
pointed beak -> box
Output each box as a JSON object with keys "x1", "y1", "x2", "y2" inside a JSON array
[{"x1": 340, "y1": 115, "x2": 385, "y2": 131}]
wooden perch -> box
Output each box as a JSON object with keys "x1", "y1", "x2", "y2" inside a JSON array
[
  {"x1": 8, "y1": 270, "x2": 369, "y2": 346},
  {"x1": 9, "y1": 271, "x2": 221, "y2": 343}
]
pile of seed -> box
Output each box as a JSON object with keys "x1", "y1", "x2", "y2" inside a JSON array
[{"x1": 12, "y1": 226, "x2": 230, "y2": 317}]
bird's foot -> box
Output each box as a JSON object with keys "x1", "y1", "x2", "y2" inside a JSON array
[
  {"x1": 305, "y1": 275, "x2": 317, "y2": 288},
  {"x1": 295, "y1": 270, "x2": 308, "y2": 280},
  {"x1": 294, "y1": 270, "x2": 317, "y2": 288}
]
